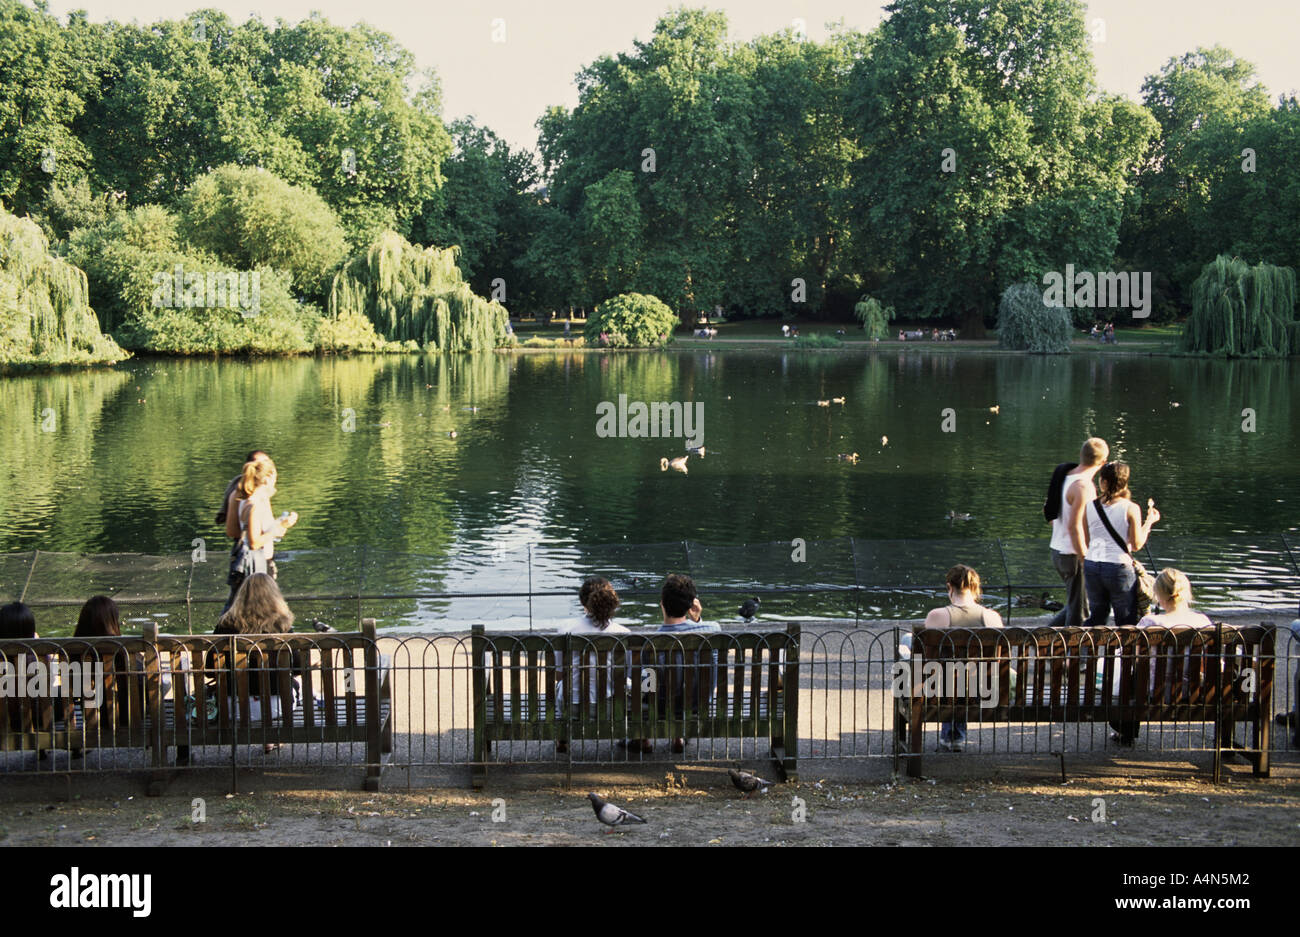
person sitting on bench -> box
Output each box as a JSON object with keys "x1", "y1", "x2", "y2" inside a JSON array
[
  {"x1": 656, "y1": 574, "x2": 720, "y2": 755},
  {"x1": 1111, "y1": 568, "x2": 1211, "y2": 747}
]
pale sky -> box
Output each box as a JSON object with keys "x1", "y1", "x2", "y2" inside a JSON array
[{"x1": 40, "y1": 0, "x2": 1300, "y2": 155}]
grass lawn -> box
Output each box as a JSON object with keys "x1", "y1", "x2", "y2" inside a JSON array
[{"x1": 508, "y1": 314, "x2": 1186, "y2": 353}]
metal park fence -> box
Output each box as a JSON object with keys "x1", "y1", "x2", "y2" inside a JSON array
[
  {"x1": 2, "y1": 622, "x2": 1297, "y2": 785},
  {"x1": 4, "y1": 534, "x2": 1299, "y2": 635}
]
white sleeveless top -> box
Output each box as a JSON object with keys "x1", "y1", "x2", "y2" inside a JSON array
[
  {"x1": 1085, "y1": 499, "x2": 1132, "y2": 565},
  {"x1": 1050, "y1": 474, "x2": 1092, "y2": 554}
]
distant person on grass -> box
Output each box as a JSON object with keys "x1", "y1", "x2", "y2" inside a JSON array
[{"x1": 1044, "y1": 438, "x2": 1108, "y2": 628}]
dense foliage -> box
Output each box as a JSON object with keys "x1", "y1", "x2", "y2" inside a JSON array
[
  {"x1": 1180, "y1": 257, "x2": 1298, "y2": 357},
  {"x1": 177, "y1": 165, "x2": 347, "y2": 302},
  {"x1": 4, "y1": 1, "x2": 1300, "y2": 363},
  {"x1": 66, "y1": 203, "x2": 323, "y2": 354},
  {"x1": 583, "y1": 293, "x2": 677, "y2": 348},
  {"x1": 0, "y1": 203, "x2": 124, "y2": 367},
  {"x1": 998, "y1": 282, "x2": 1074, "y2": 353},
  {"x1": 328, "y1": 231, "x2": 511, "y2": 351}
]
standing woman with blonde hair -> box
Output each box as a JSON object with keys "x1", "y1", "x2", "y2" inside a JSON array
[{"x1": 224, "y1": 458, "x2": 298, "y2": 613}]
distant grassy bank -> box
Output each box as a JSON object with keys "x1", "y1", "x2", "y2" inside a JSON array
[{"x1": 509, "y1": 317, "x2": 1188, "y2": 355}]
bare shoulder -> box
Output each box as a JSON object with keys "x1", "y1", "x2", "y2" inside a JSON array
[
  {"x1": 983, "y1": 608, "x2": 1004, "y2": 628},
  {"x1": 923, "y1": 607, "x2": 948, "y2": 629}
]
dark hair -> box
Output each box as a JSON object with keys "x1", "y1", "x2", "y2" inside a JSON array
[
  {"x1": 245, "y1": 450, "x2": 268, "y2": 463},
  {"x1": 660, "y1": 574, "x2": 697, "y2": 619},
  {"x1": 1098, "y1": 461, "x2": 1132, "y2": 504},
  {"x1": 0, "y1": 601, "x2": 36, "y2": 639},
  {"x1": 945, "y1": 565, "x2": 982, "y2": 602},
  {"x1": 579, "y1": 577, "x2": 620, "y2": 627},
  {"x1": 75, "y1": 595, "x2": 122, "y2": 638}
]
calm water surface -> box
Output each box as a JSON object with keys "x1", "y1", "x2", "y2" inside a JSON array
[{"x1": 2, "y1": 350, "x2": 1297, "y2": 631}]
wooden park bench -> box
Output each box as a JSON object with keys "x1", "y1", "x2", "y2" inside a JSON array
[
  {"x1": 154, "y1": 619, "x2": 393, "y2": 791},
  {"x1": 897, "y1": 624, "x2": 1274, "y2": 779},
  {"x1": 0, "y1": 632, "x2": 165, "y2": 776},
  {"x1": 471, "y1": 625, "x2": 799, "y2": 788},
  {"x1": 1, "y1": 621, "x2": 392, "y2": 793}
]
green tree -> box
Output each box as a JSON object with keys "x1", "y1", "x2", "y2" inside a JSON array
[
  {"x1": 1121, "y1": 47, "x2": 1272, "y2": 306},
  {"x1": 0, "y1": 201, "x2": 124, "y2": 367},
  {"x1": 67, "y1": 204, "x2": 322, "y2": 353},
  {"x1": 729, "y1": 26, "x2": 866, "y2": 318},
  {"x1": 410, "y1": 118, "x2": 541, "y2": 307},
  {"x1": 846, "y1": 0, "x2": 1155, "y2": 334},
  {"x1": 0, "y1": 0, "x2": 96, "y2": 217},
  {"x1": 328, "y1": 231, "x2": 510, "y2": 351},
  {"x1": 577, "y1": 169, "x2": 644, "y2": 305},
  {"x1": 997, "y1": 281, "x2": 1073, "y2": 353},
  {"x1": 540, "y1": 9, "x2": 750, "y2": 316},
  {"x1": 177, "y1": 164, "x2": 347, "y2": 301},
  {"x1": 853, "y1": 295, "x2": 894, "y2": 340},
  {"x1": 1180, "y1": 256, "x2": 1298, "y2": 357}
]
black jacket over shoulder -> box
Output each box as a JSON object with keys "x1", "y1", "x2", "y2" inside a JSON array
[{"x1": 1043, "y1": 462, "x2": 1080, "y2": 522}]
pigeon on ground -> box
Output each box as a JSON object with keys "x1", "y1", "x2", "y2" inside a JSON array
[
  {"x1": 738, "y1": 597, "x2": 760, "y2": 622},
  {"x1": 588, "y1": 793, "x2": 646, "y2": 831},
  {"x1": 728, "y1": 768, "x2": 775, "y2": 798}
]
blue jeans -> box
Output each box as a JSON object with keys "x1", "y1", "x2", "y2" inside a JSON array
[
  {"x1": 941, "y1": 716, "x2": 966, "y2": 745},
  {"x1": 1083, "y1": 560, "x2": 1137, "y2": 627}
]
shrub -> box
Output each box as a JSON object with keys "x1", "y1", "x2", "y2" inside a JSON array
[
  {"x1": 997, "y1": 282, "x2": 1073, "y2": 353},
  {"x1": 519, "y1": 336, "x2": 586, "y2": 348},
  {"x1": 792, "y1": 333, "x2": 845, "y2": 349},
  {"x1": 583, "y1": 293, "x2": 677, "y2": 348},
  {"x1": 67, "y1": 205, "x2": 322, "y2": 354}
]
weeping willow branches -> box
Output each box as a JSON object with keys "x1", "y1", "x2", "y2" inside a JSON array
[
  {"x1": 0, "y1": 204, "x2": 124, "y2": 368},
  {"x1": 328, "y1": 231, "x2": 511, "y2": 352},
  {"x1": 1181, "y1": 256, "x2": 1299, "y2": 357}
]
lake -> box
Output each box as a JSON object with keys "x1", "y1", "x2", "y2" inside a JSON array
[{"x1": 2, "y1": 349, "x2": 1297, "y2": 632}]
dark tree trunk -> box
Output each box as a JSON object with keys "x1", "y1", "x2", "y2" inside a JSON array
[{"x1": 960, "y1": 306, "x2": 987, "y2": 340}]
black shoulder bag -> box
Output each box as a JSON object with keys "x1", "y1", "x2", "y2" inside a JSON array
[{"x1": 1092, "y1": 500, "x2": 1155, "y2": 617}]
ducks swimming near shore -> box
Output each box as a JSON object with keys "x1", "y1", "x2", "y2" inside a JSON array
[
  {"x1": 837, "y1": 452, "x2": 860, "y2": 463},
  {"x1": 946, "y1": 510, "x2": 972, "y2": 522},
  {"x1": 832, "y1": 397, "x2": 846, "y2": 405},
  {"x1": 685, "y1": 445, "x2": 706, "y2": 457},
  {"x1": 660, "y1": 455, "x2": 689, "y2": 474}
]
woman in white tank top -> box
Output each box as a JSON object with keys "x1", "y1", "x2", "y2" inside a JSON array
[{"x1": 1083, "y1": 462, "x2": 1160, "y2": 627}]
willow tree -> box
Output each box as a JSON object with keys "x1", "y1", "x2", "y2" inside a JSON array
[
  {"x1": 1181, "y1": 256, "x2": 1298, "y2": 357},
  {"x1": 853, "y1": 295, "x2": 894, "y2": 340},
  {"x1": 997, "y1": 282, "x2": 1073, "y2": 353},
  {"x1": 328, "y1": 231, "x2": 510, "y2": 351},
  {"x1": 0, "y1": 204, "x2": 124, "y2": 367}
]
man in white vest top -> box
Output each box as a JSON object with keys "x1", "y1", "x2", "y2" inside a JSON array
[{"x1": 1044, "y1": 438, "x2": 1109, "y2": 628}]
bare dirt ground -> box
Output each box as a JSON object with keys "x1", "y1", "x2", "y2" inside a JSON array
[{"x1": 1, "y1": 760, "x2": 1297, "y2": 847}]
